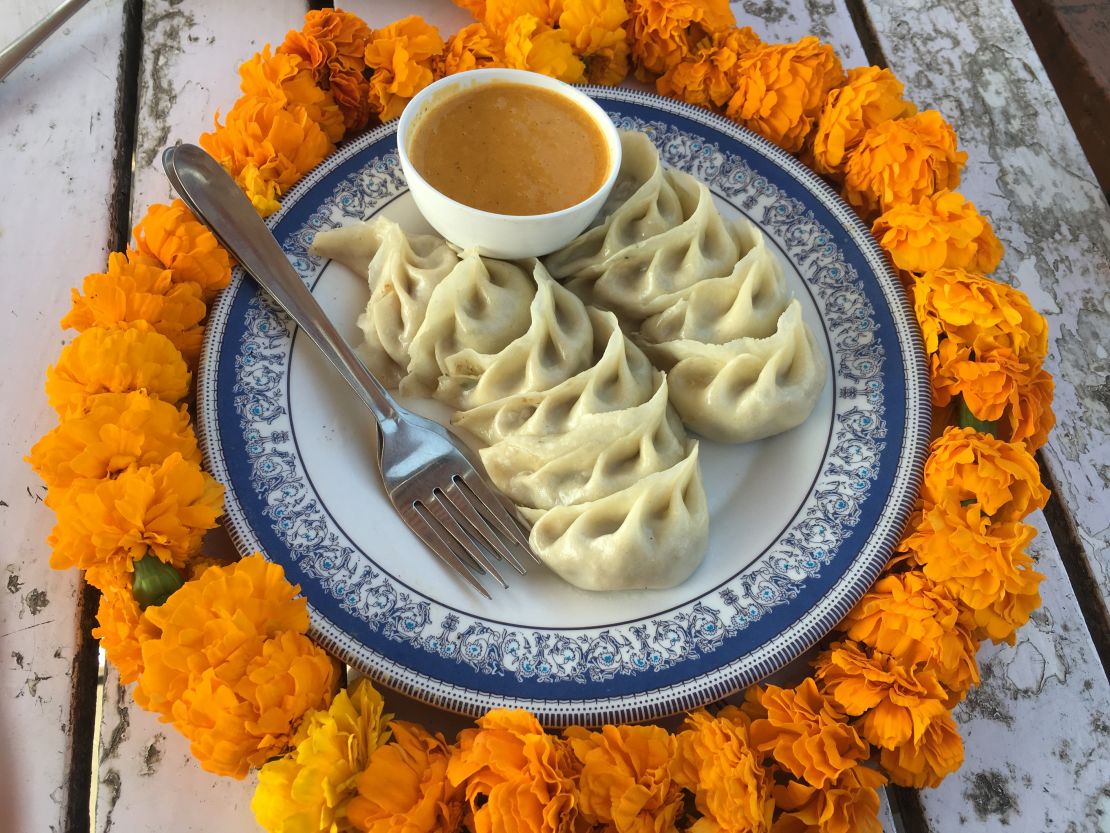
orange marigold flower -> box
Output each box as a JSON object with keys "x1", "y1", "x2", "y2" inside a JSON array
[
  {"x1": 878, "y1": 710, "x2": 963, "y2": 788},
  {"x1": 842, "y1": 110, "x2": 967, "y2": 216},
  {"x1": 93, "y1": 585, "x2": 161, "y2": 685},
  {"x1": 482, "y1": 0, "x2": 562, "y2": 36},
  {"x1": 627, "y1": 0, "x2": 734, "y2": 79},
  {"x1": 254, "y1": 677, "x2": 393, "y2": 833},
  {"x1": 923, "y1": 426, "x2": 1049, "y2": 522},
  {"x1": 559, "y1": 0, "x2": 631, "y2": 85},
  {"x1": 453, "y1": 0, "x2": 489, "y2": 21},
  {"x1": 814, "y1": 642, "x2": 947, "y2": 750},
  {"x1": 365, "y1": 16, "x2": 445, "y2": 122},
  {"x1": 348, "y1": 720, "x2": 464, "y2": 833},
  {"x1": 45, "y1": 328, "x2": 190, "y2": 418},
  {"x1": 437, "y1": 23, "x2": 505, "y2": 76},
  {"x1": 749, "y1": 678, "x2": 869, "y2": 789},
  {"x1": 28, "y1": 391, "x2": 198, "y2": 493},
  {"x1": 61, "y1": 252, "x2": 206, "y2": 363},
  {"x1": 810, "y1": 66, "x2": 916, "y2": 177},
  {"x1": 931, "y1": 340, "x2": 1036, "y2": 421},
  {"x1": 564, "y1": 723, "x2": 680, "y2": 833},
  {"x1": 725, "y1": 36, "x2": 845, "y2": 154},
  {"x1": 48, "y1": 452, "x2": 223, "y2": 576},
  {"x1": 1005, "y1": 367, "x2": 1055, "y2": 451},
  {"x1": 656, "y1": 26, "x2": 762, "y2": 109},
  {"x1": 772, "y1": 766, "x2": 887, "y2": 833},
  {"x1": 131, "y1": 200, "x2": 231, "y2": 300},
  {"x1": 872, "y1": 189, "x2": 1004, "y2": 275},
  {"x1": 504, "y1": 15, "x2": 585, "y2": 83},
  {"x1": 200, "y1": 96, "x2": 334, "y2": 216},
  {"x1": 447, "y1": 708, "x2": 582, "y2": 833},
  {"x1": 237, "y1": 46, "x2": 345, "y2": 144},
  {"x1": 672, "y1": 707, "x2": 773, "y2": 833},
  {"x1": 839, "y1": 570, "x2": 980, "y2": 701},
  {"x1": 279, "y1": 9, "x2": 374, "y2": 132},
  {"x1": 136, "y1": 554, "x2": 338, "y2": 778}
]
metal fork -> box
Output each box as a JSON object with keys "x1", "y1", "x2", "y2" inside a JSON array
[{"x1": 163, "y1": 143, "x2": 539, "y2": 598}]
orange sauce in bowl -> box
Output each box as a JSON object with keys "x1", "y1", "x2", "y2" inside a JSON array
[{"x1": 408, "y1": 82, "x2": 610, "y2": 216}]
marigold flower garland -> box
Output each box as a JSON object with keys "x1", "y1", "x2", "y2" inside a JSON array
[{"x1": 26, "y1": 4, "x2": 1057, "y2": 832}]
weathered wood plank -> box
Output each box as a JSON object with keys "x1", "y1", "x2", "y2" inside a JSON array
[
  {"x1": 93, "y1": 3, "x2": 308, "y2": 832},
  {"x1": 0, "y1": 2, "x2": 128, "y2": 832},
  {"x1": 857, "y1": 1, "x2": 1110, "y2": 829},
  {"x1": 862, "y1": 0, "x2": 1110, "y2": 620}
]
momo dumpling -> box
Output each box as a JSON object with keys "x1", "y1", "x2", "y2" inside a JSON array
[
  {"x1": 520, "y1": 446, "x2": 708, "y2": 591},
  {"x1": 642, "y1": 302, "x2": 827, "y2": 443},
  {"x1": 409, "y1": 255, "x2": 594, "y2": 410},
  {"x1": 545, "y1": 130, "x2": 749, "y2": 322},
  {"x1": 311, "y1": 217, "x2": 459, "y2": 386},
  {"x1": 547, "y1": 131, "x2": 828, "y2": 444}
]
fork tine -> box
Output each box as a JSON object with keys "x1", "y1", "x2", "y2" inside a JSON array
[
  {"x1": 409, "y1": 501, "x2": 493, "y2": 599},
  {"x1": 459, "y1": 470, "x2": 541, "y2": 563},
  {"x1": 426, "y1": 489, "x2": 509, "y2": 589},
  {"x1": 445, "y1": 478, "x2": 527, "y2": 576}
]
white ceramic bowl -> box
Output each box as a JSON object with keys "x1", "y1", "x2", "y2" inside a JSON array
[{"x1": 396, "y1": 68, "x2": 622, "y2": 259}]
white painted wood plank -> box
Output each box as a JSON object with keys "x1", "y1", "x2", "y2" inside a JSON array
[
  {"x1": 93, "y1": 3, "x2": 308, "y2": 833},
  {"x1": 862, "y1": 0, "x2": 1110, "y2": 609},
  {"x1": 0, "y1": 2, "x2": 127, "y2": 832},
  {"x1": 923, "y1": 511, "x2": 1110, "y2": 832},
  {"x1": 856, "y1": 1, "x2": 1110, "y2": 829}
]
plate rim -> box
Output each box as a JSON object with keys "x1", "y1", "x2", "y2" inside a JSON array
[{"x1": 196, "y1": 85, "x2": 931, "y2": 725}]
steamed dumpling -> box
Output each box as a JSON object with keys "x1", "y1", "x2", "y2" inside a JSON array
[
  {"x1": 546, "y1": 130, "x2": 828, "y2": 444},
  {"x1": 519, "y1": 445, "x2": 707, "y2": 591}
]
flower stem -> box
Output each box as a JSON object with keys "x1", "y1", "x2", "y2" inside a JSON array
[
  {"x1": 957, "y1": 397, "x2": 998, "y2": 437},
  {"x1": 132, "y1": 554, "x2": 184, "y2": 608}
]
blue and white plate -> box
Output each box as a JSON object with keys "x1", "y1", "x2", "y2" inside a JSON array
[{"x1": 197, "y1": 88, "x2": 930, "y2": 726}]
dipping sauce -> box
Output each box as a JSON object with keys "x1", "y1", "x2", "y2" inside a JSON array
[{"x1": 408, "y1": 82, "x2": 610, "y2": 216}]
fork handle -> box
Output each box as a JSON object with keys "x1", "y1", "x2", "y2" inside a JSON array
[{"x1": 163, "y1": 143, "x2": 400, "y2": 428}]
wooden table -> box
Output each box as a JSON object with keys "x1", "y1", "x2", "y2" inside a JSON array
[{"x1": 2, "y1": 1, "x2": 1107, "y2": 831}]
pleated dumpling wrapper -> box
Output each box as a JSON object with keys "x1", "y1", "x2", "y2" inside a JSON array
[
  {"x1": 546, "y1": 130, "x2": 828, "y2": 443},
  {"x1": 310, "y1": 217, "x2": 708, "y2": 591}
]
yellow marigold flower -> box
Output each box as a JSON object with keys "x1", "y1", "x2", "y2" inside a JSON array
[
  {"x1": 838, "y1": 570, "x2": 980, "y2": 701},
  {"x1": 437, "y1": 23, "x2": 505, "y2": 76},
  {"x1": 280, "y1": 10, "x2": 373, "y2": 132},
  {"x1": 772, "y1": 766, "x2": 886, "y2": 833},
  {"x1": 253, "y1": 677, "x2": 392, "y2": 833},
  {"x1": 45, "y1": 328, "x2": 190, "y2": 419},
  {"x1": 749, "y1": 678, "x2": 868, "y2": 789},
  {"x1": 28, "y1": 391, "x2": 198, "y2": 493},
  {"x1": 810, "y1": 66, "x2": 916, "y2": 177},
  {"x1": 814, "y1": 642, "x2": 947, "y2": 750},
  {"x1": 923, "y1": 426, "x2": 1049, "y2": 523},
  {"x1": 672, "y1": 707, "x2": 772, "y2": 833},
  {"x1": 913, "y1": 268, "x2": 1048, "y2": 364},
  {"x1": 871, "y1": 189, "x2": 1004, "y2": 275},
  {"x1": 93, "y1": 585, "x2": 161, "y2": 685},
  {"x1": 931, "y1": 340, "x2": 1036, "y2": 421},
  {"x1": 564, "y1": 723, "x2": 680, "y2": 833},
  {"x1": 200, "y1": 96, "x2": 334, "y2": 216},
  {"x1": 131, "y1": 199, "x2": 231, "y2": 300},
  {"x1": 1005, "y1": 367, "x2": 1055, "y2": 451},
  {"x1": 365, "y1": 16, "x2": 445, "y2": 122},
  {"x1": 136, "y1": 554, "x2": 338, "y2": 778},
  {"x1": 503, "y1": 15, "x2": 585, "y2": 83},
  {"x1": 48, "y1": 453, "x2": 222, "y2": 577},
  {"x1": 61, "y1": 252, "x2": 206, "y2": 364},
  {"x1": 347, "y1": 720, "x2": 464, "y2": 833},
  {"x1": 842, "y1": 110, "x2": 966, "y2": 216},
  {"x1": 447, "y1": 708, "x2": 582, "y2": 833},
  {"x1": 878, "y1": 710, "x2": 963, "y2": 788},
  {"x1": 559, "y1": 0, "x2": 631, "y2": 85},
  {"x1": 237, "y1": 46, "x2": 345, "y2": 144},
  {"x1": 627, "y1": 0, "x2": 734, "y2": 79},
  {"x1": 725, "y1": 37, "x2": 845, "y2": 154},
  {"x1": 656, "y1": 27, "x2": 762, "y2": 109},
  {"x1": 482, "y1": 0, "x2": 561, "y2": 36}
]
